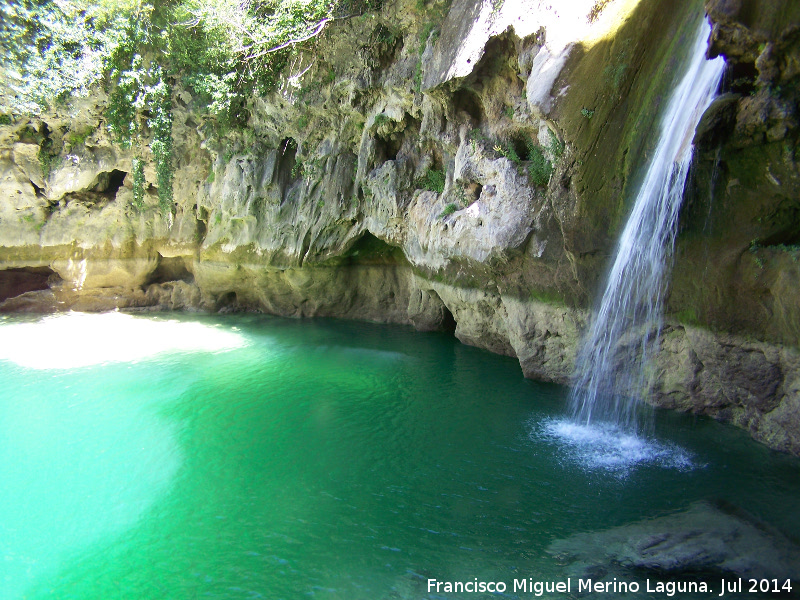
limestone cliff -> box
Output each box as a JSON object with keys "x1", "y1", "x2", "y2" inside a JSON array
[{"x1": 0, "y1": 0, "x2": 798, "y2": 453}]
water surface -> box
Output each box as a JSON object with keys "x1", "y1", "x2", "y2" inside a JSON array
[{"x1": 1, "y1": 312, "x2": 798, "y2": 599}]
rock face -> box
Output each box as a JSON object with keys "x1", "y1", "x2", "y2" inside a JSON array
[{"x1": 0, "y1": 0, "x2": 799, "y2": 453}]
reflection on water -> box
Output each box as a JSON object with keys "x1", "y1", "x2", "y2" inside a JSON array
[{"x1": 0, "y1": 313, "x2": 798, "y2": 600}]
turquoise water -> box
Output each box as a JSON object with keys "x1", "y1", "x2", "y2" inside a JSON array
[{"x1": 0, "y1": 312, "x2": 798, "y2": 599}]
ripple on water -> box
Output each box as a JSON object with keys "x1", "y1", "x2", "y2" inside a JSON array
[{"x1": 533, "y1": 417, "x2": 700, "y2": 477}]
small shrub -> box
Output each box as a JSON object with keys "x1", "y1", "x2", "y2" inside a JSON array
[
  {"x1": 527, "y1": 145, "x2": 553, "y2": 187},
  {"x1": 291, "y1": 160, "x2": 304, "y2": 179},
  {"x1": 420, "y1": 168, "x2": 445, "y2": 194},
  {"x1": 547, "y1": 130, "x2": 564, "y2": 158},
  {"x1": 414, "y1": 60, "x2": 423, "y2": 94},
  {"x1": 493, "y1": 143, "x2": 520, "y2": 164},
  {"x1": 581, "y1": 107, "x2": 595, "y2": 119},
  {"x1": 438, "y1": 202, "x2": 458, "y2": 219}
]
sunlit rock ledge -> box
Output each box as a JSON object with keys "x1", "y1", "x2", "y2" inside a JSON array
[{"x1": 1, "y1": 0, "x2": 799, "y2": 453}]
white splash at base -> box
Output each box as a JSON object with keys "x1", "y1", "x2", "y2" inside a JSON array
[{"x1": 533, "y1": 418, "x2": 699, "y2": 477}]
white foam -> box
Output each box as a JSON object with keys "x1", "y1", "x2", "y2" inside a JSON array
[
  {"x1": 0, "y1": 311, "x2": 246, "y2": 369},
  {"x1": 534, "y1": 418, "x2": 698, "y2": 477}
]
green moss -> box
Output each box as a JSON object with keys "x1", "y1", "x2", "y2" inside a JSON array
[
  {"x1": 65, "y1": 126, "x2": 94, "y2": 148},
  {"x1": 673, "y1": 308, "x2": 699, "y2": 325},
  {"x1": 419, "y1": 23, "x2": 436, "y2": 54},
  {"x1": 529, "y1": 288, "x2": 566, "y2": 306},
  {"x1": 557, "y1": 0, "x2": 704, "y2": 242},
  {"x1": 38, "y1": 139, "x2": 58, "y2": 180}
]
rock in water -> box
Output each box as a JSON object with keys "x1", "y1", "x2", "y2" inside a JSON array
[{"x1": 548, "y1": 500, "x2": 800, "y2": 580}]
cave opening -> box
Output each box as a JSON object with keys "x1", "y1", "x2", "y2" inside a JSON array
[
  {"x1": 345, "y1": 232, "x2": 404, "y2": 264},
  {"x1": 470, "y1": 32, "x2": 518, "y2": 85},
  {"x1": 507, "y1": 131, "x2": 540, "y2": 161},
  {"x1": 146, "y1": 256, "x2": 194, "y2": 285},
  {"x1": 276, "y1": 137, "x2": 299, "y2": 202},
  {"x1": 451, "y1": 87, "x2": 485, "y2": 125},
  {"x1": 724, "y1": 61, "x2": 758, "y2": 95},
  {"x1": 216, "y1": 290, "x2": 239, "y2": 312},
  {"x1": 195, "y1": 206, "x2": 209, "y2": 241},
  {"x1": 372, "y1": 113, "x2": 421, "y2": 168},
  {"x1": 440, "y1": 303, "x2": 457, "y2": 334},
  {"x1": 0, "y1": 267, "x2": 56, "y2": 302},
  {"x1": 91, "y1": 169, "x2": 128, "y2": 196},
  {"x1": 374, "y1": 132, "x2": 403, "y2": 164},
  {"x1": 760, "y1": 228, "x2": 800, "y2": 248}
]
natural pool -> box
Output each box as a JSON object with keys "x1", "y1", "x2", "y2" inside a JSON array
[{"x1": 1, "y1": 312, "x2": 798, "y2": 599}]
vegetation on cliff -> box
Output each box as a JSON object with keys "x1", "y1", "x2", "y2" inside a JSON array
[{"x1": 0, "y1": 0, "x2": 380, "y2": 211}]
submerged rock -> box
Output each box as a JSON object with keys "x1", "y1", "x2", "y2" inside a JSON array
[{"x1": 548, "y1": 500, "x2": 800, "y2": 580}]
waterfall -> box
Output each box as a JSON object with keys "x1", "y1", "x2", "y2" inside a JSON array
[{"x1": 569, "y1": 18, "x2": 725, "y2": 431}]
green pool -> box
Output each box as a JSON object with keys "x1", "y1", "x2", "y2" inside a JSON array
[{"x1": 1, "y1": 312, "x2": 798, "y2": 599}]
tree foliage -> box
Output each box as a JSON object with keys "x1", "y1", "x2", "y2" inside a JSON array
[
  {"x1": 1, "y1": 0, "x2": 381, "y2": 118},
  {"x1": 1, "y1": 0, "x2": 381, "y2": 213},
  {"x1": 0, "y1": 1, "x2": 130, "y2": 112}
]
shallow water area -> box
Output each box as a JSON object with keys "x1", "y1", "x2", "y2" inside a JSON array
[{"x1": 1, "y1": 312, "x2": 798, "y2": 599}]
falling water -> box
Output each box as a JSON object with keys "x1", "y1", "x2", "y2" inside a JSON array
[{"x1": 569, "y1": 19, "x2": 725, "y2": 431}]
